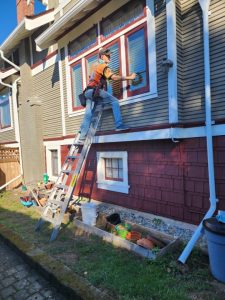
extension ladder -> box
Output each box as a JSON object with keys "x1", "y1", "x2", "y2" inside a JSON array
[{"x1": 35, "y1": 100, "x2": 104, "y2": 241}]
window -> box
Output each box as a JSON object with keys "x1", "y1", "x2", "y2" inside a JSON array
[
  {"x1": 105, "y1": 158, "x2": 123, "y2": 181},
  {"x1": 51, "y1": 150, "x2": 58, "y2": 176},
  {"x1": 67, "y1": 0, "x2": 157, "y2": 113},
  {"x1": 126, "y1": 25, "x2": 149, "y2": 96},
  {"x1": 97, "y1": 151, "x2": 129, "y2": 193},
  {"x1": 106, "y1": 41, "x2": 122, "y2": 99},
  {"x1": 101, "y1": 0, "x2": 145, "y2": 39},
  {"x1": 69, "y1": 26, "x2": 97, "y2": 59},
  {"x1": 0, "y1": 92, "x2": 11, "y2": 129},
  {"x1": 71, "y1": 61, "x2": 83, "y2": 109},
  {"x1": 46, "y1": 145, "x2": 61, "y2": 181}
]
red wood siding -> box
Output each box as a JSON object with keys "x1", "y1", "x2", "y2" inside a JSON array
[{"x1": 61, "y1": 136, "x2": 225, "y2": 225}]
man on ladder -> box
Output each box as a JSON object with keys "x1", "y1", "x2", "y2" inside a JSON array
[{"x1": 78, "y1": 48, "x2": 136, "y2": 142}]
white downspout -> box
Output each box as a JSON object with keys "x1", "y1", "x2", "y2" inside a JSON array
[
  {"x1": 0, "y1": 49, "x2": 20, "y2": 71},
  {"x1": 179, "y1": 0, "x2": 217, "y2": 264},
  {"x1": 0, "y1": 78, "x2": 24, "y2": 176}
]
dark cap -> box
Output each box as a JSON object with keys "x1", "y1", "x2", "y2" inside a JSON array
[{"x1": 99, "y1": 48, "x2": 112, "y2": 57}]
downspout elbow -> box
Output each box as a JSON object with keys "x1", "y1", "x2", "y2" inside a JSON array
[{"x1": 0, "y1": 49, "x2": 20, "y2": 71}]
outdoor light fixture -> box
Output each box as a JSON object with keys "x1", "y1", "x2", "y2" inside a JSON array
[{"x1": 161, "y1": 58, "x2": 173, "y2": 74}]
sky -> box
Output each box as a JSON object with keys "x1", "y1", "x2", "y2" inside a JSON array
[{"x1": 0, "y1": 0, "x2": 46, "y2": 45}]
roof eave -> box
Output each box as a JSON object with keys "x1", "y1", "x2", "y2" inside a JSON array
[{"x1": 35, "y1": 0, "x2": 96, "y2": 50}]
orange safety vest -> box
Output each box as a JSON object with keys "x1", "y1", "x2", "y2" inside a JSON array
[{"x1": 87, "y1": 61, "x2": 113, "y2": 89}]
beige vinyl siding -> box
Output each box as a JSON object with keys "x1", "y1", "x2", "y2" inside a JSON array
[
  {"x1": 0, "y1": 130, "x2": 16, "y2": 144},
  {"x1": 179, "y1": 0, "x2": 205, "y2": 123},
  {"x1": 33, "y1": 63, "x2": 62, "y2": 138},
  {"x1": 62, "y1": 1, "x2": 168, "y2": 136},
  {"x1": 176, "y1": 1, "x2": 183, "y2": 122},
  {"x1": 210, "y1": 0, "x2": 225, "y2": 120}
]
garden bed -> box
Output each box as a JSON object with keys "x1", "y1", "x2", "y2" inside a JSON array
[{"x1": 74, "y1": 212, "x2": 181, "y2": 260}]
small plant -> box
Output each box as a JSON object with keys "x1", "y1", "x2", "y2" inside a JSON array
[{"x1": 152, "y1": 218, "x2": 164, "y2": 226}]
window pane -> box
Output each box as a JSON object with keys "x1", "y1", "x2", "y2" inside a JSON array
[
  {"x1": 112, "y1": 169, "x2": 118, "y2": 179},
  {"x1": 71, "y1": 63, "x2": 83, "y2": 107},
  {"x1": 86, "y1": 54, "x2": 98, "y2": 82},
  {"x1": 118, "y1": 158, "x2": 123, "y2": 168},
  {"x1": 0, "y1": 93, "x2": 11, "y2": 128},
  {"x1": 106, "y1": 167, "x2": 112, "y2": 178},
  {"x1": 105, "y1": 158, "x2": 111, "y2": 167},
  {"x1": 112, "y1": 158, "x2": 118, "y2": 168},
  {"x1": 101, "y1": 0, "x2": 145, "y2": 37},
  {"x1": 107, "y1": 43, "x2": 121, "y2": 98},
  {"x1": 127, "y1": 28, "x2": 147, "y2": 92},
  {"x1": 118, "y1": 169, "x2": 123, "y2": 180},
  {"x1": 69, "y1": 27, "x2": 97, "y2": 57},
  {"x1": 51, "y1": 150, "x2": 58, "y2": 176}
]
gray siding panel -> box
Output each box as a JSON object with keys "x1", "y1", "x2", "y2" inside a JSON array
[
  {"x1": 63, "y1": 5, "x2": 169, "y2": 136},
  {"x1": 33, "y1": 64, "x2": 62, "y2": 138},
  {"x1": 210, "y1": 0, "x2": 225, "y2": 121},
  {"x1": 178, "y1": 0, "x2": 205, "y2": 123}
]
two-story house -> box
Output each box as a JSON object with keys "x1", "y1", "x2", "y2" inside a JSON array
[{"x1": 1, "y1": 0, "x2": 225, "y2": 260}]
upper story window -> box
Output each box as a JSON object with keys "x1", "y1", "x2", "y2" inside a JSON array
[
  {"x1": 101, "y1": 0, "x2": 145, "y2": 39},
  {"x1": 71, "y1": 61, "x2": 83, "y2": 110},
  {"x1": 66, "y1": 0, "x2": 157, "y2": 114},
  {"x1": 0, "y1": 91, "x2": 11, "y2": 129},
  {"x1": 69, "y1": 26, "x2": 97, "y2": 59}
]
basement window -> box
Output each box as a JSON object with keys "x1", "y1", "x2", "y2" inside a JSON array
[{"x1": 97, "y1": 151, "x2": 129, "y2": 193}]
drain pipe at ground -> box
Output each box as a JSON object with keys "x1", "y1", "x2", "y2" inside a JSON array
[{"x1": 178, "y1": 0, "x2": 218, "y2": 264}]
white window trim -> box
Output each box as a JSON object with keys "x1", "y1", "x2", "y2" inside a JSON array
[
  {"x1": 66, "y1": 0, "x2": 158, "y2": 117},
  {"x1": 0, "y1": 92, "x2": 13, "y2": 132},
  {"x1": 96, "y1": 151, "x2": 129, "y2": 194},
  {"x1": 46, "y1": 143, "x2": 61, "y2": 181}
]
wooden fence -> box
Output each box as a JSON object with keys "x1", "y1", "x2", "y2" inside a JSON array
[{"x1": 0, "y1": 147, "x2": 21, "y2": 190}]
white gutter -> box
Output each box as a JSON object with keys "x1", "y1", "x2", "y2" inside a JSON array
[
  {"x1": 0, "y1": 174, "x2": 22, "y2": 191},
  {"x1": 179, "y1": 0, "x2": 217, "y2": 264},
  {"x1": 167, "y1": 0, "x2": 178, "y2": 123},
  {"x1": 0, "y1": 50, "x2": 20, "y2": 71},
  {"x1": 36, "y1": 0, "x2": 95, "y2": 50}
]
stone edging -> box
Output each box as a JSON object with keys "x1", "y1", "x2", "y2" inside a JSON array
[{"x1": 0, "y1": 224, "x2": 113, "y2": 300}]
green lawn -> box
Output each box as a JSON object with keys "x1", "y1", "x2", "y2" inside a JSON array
[{"x1": 0, "y1": 190, "x2": 224, "y2": 300}]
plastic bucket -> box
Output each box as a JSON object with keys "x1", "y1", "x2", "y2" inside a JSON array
[
  {"x1": 203, "y1": 218, "x2": 225, "y2": 283},
  {"x1": 81, "y1": 202, "x2": 97, "y2": 226}
]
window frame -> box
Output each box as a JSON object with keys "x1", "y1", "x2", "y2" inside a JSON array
[
  {"x1": 68, "y1": 25, "x2": 98, "y2": 61},
  {"x1": 65, "y1": 0, "x2": 157, "y2": 116},
  {"x1": 46, "y1": 145, "x2": 61, "y2": 181},
  {"x1": 70, "y1": 59, "x2": 84, "y2": 111},
  {"x1": 100, "y1": 0, "x2": 147, "y2": 42},
  {"x1": 0, "y1": 92, "x2": 12, "y2": 130},
  {"x1": 96, "y1": 151, "x2": 129, "y2": 194},
  {"x1": 125, "y1": 23, "x2": 150, "y2": 97}
]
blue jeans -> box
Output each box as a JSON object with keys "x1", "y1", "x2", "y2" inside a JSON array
[{"x1": 79, "y1": 89, "x2": 123, "y2": 138}]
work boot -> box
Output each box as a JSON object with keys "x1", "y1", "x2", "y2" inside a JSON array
[{"x1": 115, "y1": 124, "x2": 130, "y2": 131}]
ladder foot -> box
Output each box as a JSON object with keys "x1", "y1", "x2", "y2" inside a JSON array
[
  {"x1": 50, "y1": 227, "x2": 60, "y2": 242},
  {"x1": 35, "y1": 218, "x2": 45, "y2": 231}
]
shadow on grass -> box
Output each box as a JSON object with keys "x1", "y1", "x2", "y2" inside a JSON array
[{"x1": 0, "y1": 191, "x2": 224, "y2": 300}]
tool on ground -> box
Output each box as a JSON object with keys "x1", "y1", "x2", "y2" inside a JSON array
[{"x1": 35, "y1": 100, "x2": 104, "y2": 241}]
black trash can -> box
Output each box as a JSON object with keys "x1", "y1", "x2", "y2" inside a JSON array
[{"x1": 203, "y1": 217, "x2": 225, "y2": 283}]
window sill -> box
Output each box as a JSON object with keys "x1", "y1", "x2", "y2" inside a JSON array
[
  {"x1": 68, "y1": 92, "x2": 158, "y2": 117},
  {"x1": 0, "y1": 126, "x2": 13, "y2": 133},
  {"x1": 97, "y1": 181, "x2": 130, "y2": 194}
]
